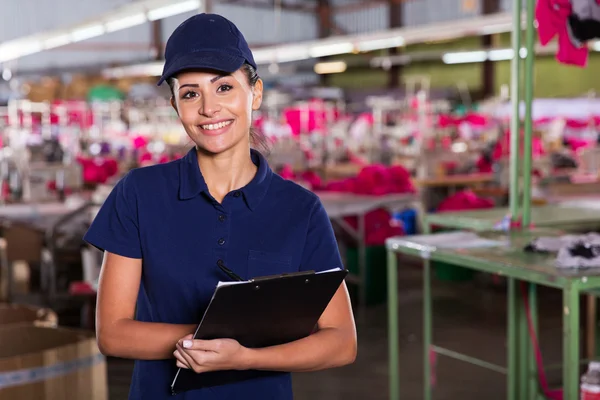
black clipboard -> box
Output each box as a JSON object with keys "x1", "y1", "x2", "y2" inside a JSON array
[{"x1": 170, "y1": 267, "x2": 348, "y2": 395}]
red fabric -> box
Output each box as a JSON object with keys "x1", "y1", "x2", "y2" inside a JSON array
[
  {"x1": 279, "y1": 164, "x2": 295, "y2": 180},
  {"x1": 536, "y1": 0, "x2": 588, "y2": 67},
  {"x1": 323, "y1": 164, "x2": 415, "y2": 195},
  {"x1": 344, "y1": 208, "x2": 404, "y2": 246},
  {"x1": 565, "y1": 137, "x2": 594, "y2": 152},
  {"x1": 300, "y1": 170, "x2": 322, "y2": 189},
  {"x1": 493, "y1": 130, "x2": 546, "y2": 160},
  {"x1": 476, "y1": 156, "x2": 493, "y2": 173},
  {"x1": 76, "y1": 156, "x2": 119, "y2": 184},
  {"x1": 437, "y1": 190, "x2": 494, "y2": 212}
]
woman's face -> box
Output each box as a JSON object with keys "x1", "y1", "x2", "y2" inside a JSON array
[{"x1": 171, "y1": 68, "x2": 263, "y2": 155}]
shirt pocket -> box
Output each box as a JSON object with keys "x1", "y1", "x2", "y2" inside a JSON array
[{"x1": 247, "y1": 250, "x2": 294, "y2": 278}]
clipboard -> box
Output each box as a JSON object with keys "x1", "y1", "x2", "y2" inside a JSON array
[{"x1": 170, "y1": 267, "x2": 348, "y2": 395}]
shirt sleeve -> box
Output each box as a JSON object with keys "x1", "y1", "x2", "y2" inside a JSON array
[
  {"x1": 300, "y1": 198, "x2": 344, "y2": 272},
  {"x1": 83, "y1": 172, "x2": 142, "y2": 259}
]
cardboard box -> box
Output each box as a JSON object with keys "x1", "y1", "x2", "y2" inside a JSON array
[
  {"x1": 0, "y1": 304, "x2": 57, "y2": 328},
  {"x1": 0, "y1": 325, "x2": 107, "y2": 400}
]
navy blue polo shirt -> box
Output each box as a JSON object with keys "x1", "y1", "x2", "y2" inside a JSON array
[{"x1": 84, "y1": 147, "x2": 343, "y2": 400}]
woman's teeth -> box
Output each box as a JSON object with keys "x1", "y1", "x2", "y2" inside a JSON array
[{"x1": 201, "y1": 120, "x2": 232, "y2": 130}]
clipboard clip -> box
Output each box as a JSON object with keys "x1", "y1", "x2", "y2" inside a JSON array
[{"x1": 250, "y1": 270, "x2": 315, "y2": 283}]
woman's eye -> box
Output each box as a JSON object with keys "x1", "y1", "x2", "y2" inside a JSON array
[
  {"x1": 217, "y1": 84, "x2": 233, "y2": 92},
  {"x1": 182, "y1": 91, "x2": 197, "y2": 99}
]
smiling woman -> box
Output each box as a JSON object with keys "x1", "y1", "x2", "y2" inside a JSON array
[
  {"x1": 83, "y1": 12, "x2": 356, "y2": 400},
  {"x1": 165, "y1": 63, "x2": 266, "y2": 157}
]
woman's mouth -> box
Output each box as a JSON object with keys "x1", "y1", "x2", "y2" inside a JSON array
[{"x1": 197, "y1": 119, "x2": 233, "y2": 136}]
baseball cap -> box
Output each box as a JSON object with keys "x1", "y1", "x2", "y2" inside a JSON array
[{"x1": 157, "y1": 13, "x2": 257, "y2": 86}]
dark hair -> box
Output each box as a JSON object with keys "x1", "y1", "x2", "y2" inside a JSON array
[{"x1": 167, "y1": 63, "x2": 269, "y2": 153}]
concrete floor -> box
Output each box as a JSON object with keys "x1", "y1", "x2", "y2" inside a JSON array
[{"x1": 104, "y1": 261, "x2": 572, "y2": 400}]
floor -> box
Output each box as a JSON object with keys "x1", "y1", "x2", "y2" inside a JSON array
[{"x1": 102, "y1": 260, "x2": 571, "y2": 400}]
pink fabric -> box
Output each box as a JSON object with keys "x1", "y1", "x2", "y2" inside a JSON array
[
  {"x1": 76, "y1": 156, "x2": 119, "y2": 184},
  {"x1": 279, "y1": 164, "x2": 295, "y2": 180},
  {"x1": 493, "y1": 130, "x2": 546, "y2": 160},
  {"x1": 536, "y1": 0, "x2": 588, "y2": 67},
  {"x1": 437, "y1": 190, "x2": 494, "y2": 213},
  {"x1": 476, "y1": 156, "x2": 493, "y2": 173},
  {"x1": 323, "y1": 164, "x2": 415, "y2": 195},
  {"x1": 344, "y1": 208, "x2": 404, "y2": 246},
  {"x1": 565, "y1": 137, "x2": 594, "y2": 152}
]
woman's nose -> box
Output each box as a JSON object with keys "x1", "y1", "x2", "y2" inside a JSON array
[{"x1": 199, "y1": 93, "x2": 221, "y2": 117}]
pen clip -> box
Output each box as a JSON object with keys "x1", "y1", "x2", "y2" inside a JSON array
[{"x1": 218, "y1": 264, "x2": 244, "y2": 282}]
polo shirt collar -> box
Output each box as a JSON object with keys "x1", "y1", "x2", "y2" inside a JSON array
[{"x1": 178, "y1": 147, "x2": 272, "y2": 210}]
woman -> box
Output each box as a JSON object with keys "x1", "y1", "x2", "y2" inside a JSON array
[{"x1": 84, "y1": 13, "x2": 357, "y2": 400}]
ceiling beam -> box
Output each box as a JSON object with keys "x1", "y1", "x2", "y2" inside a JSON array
[
  {"x1": 218, "y1": 0, "x2": 316, "y2": 12},
  {"x1": 333, "y1": 0, "x2": 401, "y2": 13}
]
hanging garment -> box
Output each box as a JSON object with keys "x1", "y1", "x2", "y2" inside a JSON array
[
  {"x1": 567, "y1": 0, "x2": 600, "y2": 44},
  {"x1": 536, "y1": 0, "x2": 588, "y2": 67}
]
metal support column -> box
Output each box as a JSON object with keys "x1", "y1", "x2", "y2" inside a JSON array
[
  {"x1": 423, "y1": 223, "x2": 433, "y2": 400},
  {"x1": 509, "y1": 0, "x2": 523, "y2": 221},
  {"x1": 507, "y1": 278, "x2": 518, "y2": 399},
  {"x1": 521, "y1": 0, "x2": 535, "y2": 227},
  {"x1": 387, "y1": 249, "x2": 400, "y2": 400},
  {"x1": 563, "y1": 286, "x2": 581, "y2": 400}
]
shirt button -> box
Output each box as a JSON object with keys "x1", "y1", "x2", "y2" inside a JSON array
[
  {"x1": 233, "y1": 191, "x2": 241, "y2": 198},
  {"x1": 218, "y1": 214, "x2": 226, "y2": 222},
  {"x1": 217, "y1": 259, "x2": 224, "y2": 267},
  {"x1": 218, "y1": 238, "x2": 225, "y2": 246}
]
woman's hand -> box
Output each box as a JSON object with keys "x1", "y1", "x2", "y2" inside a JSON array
[{"x1": 173, "y1": 334, "x2": 250, "y2": 373}]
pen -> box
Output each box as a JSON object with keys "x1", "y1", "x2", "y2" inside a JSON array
[{"x1": 218, "y1": 263, "x2": 244, "y2": 282}]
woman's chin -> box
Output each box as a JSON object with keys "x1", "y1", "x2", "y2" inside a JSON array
[{"x1": 195, "y1": 139, "x2": 235, "y2": 155}]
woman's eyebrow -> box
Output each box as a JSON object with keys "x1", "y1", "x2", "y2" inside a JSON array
[{"x1": 178, "y1": 74, "x2": 231, "y2": 90}]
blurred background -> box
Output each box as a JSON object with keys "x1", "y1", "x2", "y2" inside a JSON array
[{"x1": 2, "y1": 0, "x2": 600, "y2": 399}]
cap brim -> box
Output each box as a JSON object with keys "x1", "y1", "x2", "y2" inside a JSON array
[{"x1": 157, "y1": 51, "x2": 246, "y2": 86}]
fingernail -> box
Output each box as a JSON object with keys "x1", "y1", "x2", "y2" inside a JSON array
[{"x1": 183, "y1": 340, "x2": 192, "y2": 348}]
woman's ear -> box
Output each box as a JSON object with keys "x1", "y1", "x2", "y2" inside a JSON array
[
  {"x1": 251, "y1": 78, "x2": 264, "y2": 111},
  {"x1": 170, "y1": 97, "x2": 179, "y2": 115}
]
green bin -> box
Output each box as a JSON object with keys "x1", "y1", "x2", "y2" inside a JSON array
[{"x1": 346, "y1": 246, "x2": 387, "y2": 306}]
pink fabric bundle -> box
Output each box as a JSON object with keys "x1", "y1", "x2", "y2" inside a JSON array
[
  {"x1": 76, "y1": 156, "x2": 119, "y2": 184},
  {"x1": 344, "y1": 208, "x2": 404, "y2": 246},
  {"x1": 493, "y1": 130, "x2": 546, "y2": 160},
  {"x1": 324, "y1": 164, "x2": 415, "y2": 195},
  {"x1": 437, "y1": 190, "x2": 494, "y2": 213}
]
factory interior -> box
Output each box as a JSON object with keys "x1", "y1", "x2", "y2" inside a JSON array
[{"x1": 2, "y1": 0, "x2": 600, "y2": 399}]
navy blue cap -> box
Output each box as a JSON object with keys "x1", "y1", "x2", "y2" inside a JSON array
[{"x1": 157, "y1": 13, "x2": 257, "y2": 86}]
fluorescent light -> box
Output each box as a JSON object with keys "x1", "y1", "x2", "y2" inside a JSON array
[
  {"x1": 442, "y1": 50, "x2": 487, "y2": 64},
  {"x1": 488, "y1": 48, "x2": 514, "y2": 61},
  {"x1": 276, "y1": 46, "x2": 310, "y2": 63},
  {"x1": 19, "y1": 41, "x2": 43, "y2": 57},
  {"x1": 0, "y1": 40, "x2": 43, "y2": 62},
  {"x1": 71, "y1": 24, "x2": 105, "y2": 42},
  {"x1": 251, "y1": 48, "x2": 275, "y2": 64},
  {"x1": 309, "y1": 42, "x2": 354, "y2": 58},
  {"x1": 105, "y1": 13, "x2": 147, "y2": 33},
  {"x1": 357, "y1": 36, "x2": 404, "y2": 52},
  {"x1": 43, "y1": 34, "x2": 71, "y2": 49},
  {"x1": 103, "y1": 62, "x2": 163, "y2": 79},
  {"x1": 314, "y1": 61, "x2": 347, "y2": 74},
  {"x1": 147, "y1": 0, "x2": 200, "y2": 21}
]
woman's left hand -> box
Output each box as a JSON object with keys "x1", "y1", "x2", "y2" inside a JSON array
[{"x1": 173, "y1": 334, "x2": 250, "y2": 373}]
